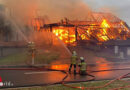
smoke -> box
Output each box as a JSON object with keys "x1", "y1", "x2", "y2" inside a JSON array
[
  {"x1": 3, "y1": 0, "x2": 92, "y2": 24},
  {"x1": 3, "y1": 0, "x2": 38, "y2": 25},
  {"x1": 1, "y1": 0, "x2": 91, "y2": 60}
]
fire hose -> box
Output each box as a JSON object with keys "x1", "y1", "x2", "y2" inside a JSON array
[
  {"x1": 25, "y1": 42, "x2": 130, "y2": 89},
  {"x1": 44, "y1": 68, "x2": 130, "y2": 90},
  {"x1": 62, "y1": 71, "x2": 130, "y2": 90}
]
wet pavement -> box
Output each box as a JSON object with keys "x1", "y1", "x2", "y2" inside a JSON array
[{"x1": 0, "y1": 62, "x2": 130, "y2": 88}]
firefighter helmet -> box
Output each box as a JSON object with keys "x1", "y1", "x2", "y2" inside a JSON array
[
  {"x1": 28, "y1": 42, "x2": 31, "y2": 44},
  {"x1": 72, "y1": 51, "x2": 77, "y2": 56},
  {"x1": 80, "y1": 57, "x2": 84, "y2": 61}
]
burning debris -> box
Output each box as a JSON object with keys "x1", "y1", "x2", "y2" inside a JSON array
[{"x1": 31, "y1": 12, "x2": 130, "y2": 46}]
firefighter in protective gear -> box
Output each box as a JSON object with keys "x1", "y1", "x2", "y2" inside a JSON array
[
  {"x1": 69, "y1": 51, "x2": 78, "y2": 74},
  {"x1": 28, "y1": 41, "x2": 36, "y2": 65},
  {"x1": 28, "y1": 42, "x2": 36, "y2": 53},
  {"x1": 78, "y1": 57, "x2": 87, "y2": 75}
]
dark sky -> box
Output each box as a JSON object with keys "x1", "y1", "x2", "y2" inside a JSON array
[{"x1": 84, "y1": 0, "x2": 130, "y2": 26}]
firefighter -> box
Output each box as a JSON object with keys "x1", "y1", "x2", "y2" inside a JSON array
[
  {"x1": 28, "y1": 42, "x2": 36, "y2": 53},
  {"x1": 69, "y1": 51, "x2": 78, "y2": 74},
  {"x1": 28, "y1": 41, "x2": 36, "y2": 65},
  {"x1": 78, "y1": 57, "x2": 87, "y2": 75}
]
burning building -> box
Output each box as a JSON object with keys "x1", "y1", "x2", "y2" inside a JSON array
[{"x1": 31, "y1": 12, "x2": 130, "y2": 46}]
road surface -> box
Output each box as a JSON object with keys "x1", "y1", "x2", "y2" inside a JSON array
[{"x1": 0, "y1": 62, "x2": 130, "y2": 88}]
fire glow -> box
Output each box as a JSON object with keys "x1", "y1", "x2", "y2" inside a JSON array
[
  {"x1": 51, "y1": 64, "x2": 69, "y2": 70},
  {"x1": 53, "y1": 28, "x2": 76, "y2": 44},
  {"x1": 31, "y1": 12, "x2": 130, "y2": 45},
  {"x1": 51, "y1": 19, "x2": 129, "y2": 43}
]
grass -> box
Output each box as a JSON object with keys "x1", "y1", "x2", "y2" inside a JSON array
[
  {"x1": 0, "y1": 52, "x2": 27, "y2": 65},
  {"x1": 0, "y1": 48, "x2": 60, "y2": 66},
  {"x1": 5, "y1": 79, "x2": 130, "y2": 90},
  {"x1": 34, "y1": 50, "x2": 60, "y2": 64}
]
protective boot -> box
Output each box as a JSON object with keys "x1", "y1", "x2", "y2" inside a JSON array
[
  {"x1": 74, "y1": 70, "x2": 76, "y2": 75},
  {"x1": 80, "y1": 71, "x2": 87, "y2": 76},
  {"x1": 69, "y1": 69, "x2": 71, "y2": 74}
]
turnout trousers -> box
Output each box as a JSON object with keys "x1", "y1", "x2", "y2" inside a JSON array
[{"x1": 69, "y1": 64, "x2": 76, "y2": 74}]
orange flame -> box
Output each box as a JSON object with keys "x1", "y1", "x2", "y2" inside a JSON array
[
  {"x1": 30, "y1": 16, "x2": 130, "y2": 45},
  {"x1": 51, "y1": 64, "x2": 69, "y2": 70},
  {"x1": 101, "y1": 19, "x2": 110, "y2": 28},
  {"x1": 99, "y1": 19, "x2": 110, "y2": 41},
  {"x1": 53, "y1": 28, "x2": 76, "y2": 44}
]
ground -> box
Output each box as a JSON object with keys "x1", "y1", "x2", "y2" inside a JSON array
[
  {"x1": 4, "y1": 80, "x2": 130, "y2": 90},
  {"x1": 1, "y1": 45, "x2": 130, "y2": 90}
]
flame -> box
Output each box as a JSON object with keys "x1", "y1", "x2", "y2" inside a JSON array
[
  {"x1": 101, "y1": 36, "x2": 109, "y2": 41},
  {"x1": 51, "y1": 64, "x2": 69, "y2": 70},
  {"x1": 101, "y1": 19, "x2": 110, "y2": 28},
  {"x1": 53, "y1": 28, "x2": 76, "y2": 44},
  {"x1": 52, "y1": 19, "x2": 112, "y2": 43},
  {"x1": 99, "y1": 19, "x2": 110, "y2": 41},
  {"x1": 30, "y1": 16, "x2": 130, "y2": 45},
  {"x1": 30, "y1": 17, "x2": 45, "y2": 31}
]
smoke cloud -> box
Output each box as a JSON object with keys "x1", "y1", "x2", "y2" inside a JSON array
[{"x1": 3, "y1": 0, "x2": 92, "y2": 24}]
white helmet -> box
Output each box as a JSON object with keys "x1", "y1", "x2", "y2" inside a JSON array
[
  {"x1": 28, "y1": 41, "x2": 31, "y2": 44},
  {"x1": 72, "y1": 51, "x2": 77, "y2": 56},
  {"x1": 80, "y1": 57, "x2": 84, "y2": 60}
]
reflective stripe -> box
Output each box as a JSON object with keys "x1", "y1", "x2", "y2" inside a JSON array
[
  {"x1": 71, "y1": 55, "x2": 77, "y2": 64},
  {"x1": 80, "y1": 62, "x2": 87, "y2": 71}
]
